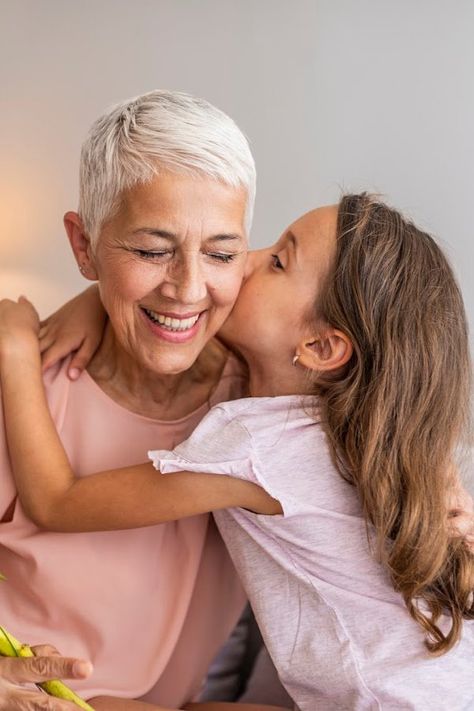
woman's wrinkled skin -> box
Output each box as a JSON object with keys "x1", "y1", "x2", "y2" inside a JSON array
[{"x1": 65, "y1": 171, "x2": 249, "y2": 420}]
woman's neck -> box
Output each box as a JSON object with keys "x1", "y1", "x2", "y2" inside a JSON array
[{"x1": 87, "y1": 324, "x2": 229, "y2": 420}]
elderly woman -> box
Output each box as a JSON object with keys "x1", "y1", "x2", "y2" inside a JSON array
[{"x1": 0, "y1": 90, "x2": 287, "y2": 710}]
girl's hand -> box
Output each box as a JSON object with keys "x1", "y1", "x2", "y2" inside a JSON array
[
  {"x1": 39, "y1": 285, "x2": 107, "y2": 379},
  {"x1": 0, "y1": 297, "x2": 40, "y2": 353}
]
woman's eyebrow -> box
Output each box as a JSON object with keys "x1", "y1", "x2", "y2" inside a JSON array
[
  {"x1": 131, "y1": 228, "x2": 176, "y2": 240},
  {"x1": 207, "y1": 233, "x2": 244, "y2": 244},
  {"x1": 130, "y1": 229, "x2": 243, "y2": 244}
]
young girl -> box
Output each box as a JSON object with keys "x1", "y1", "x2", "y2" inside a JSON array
[{"x1": 0, "y1": 193, "x2": 473, "y2": 710}]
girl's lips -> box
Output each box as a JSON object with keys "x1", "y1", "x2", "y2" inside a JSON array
[{"x1": 140, "y1": 307, "x2": 204, "y2": 344}]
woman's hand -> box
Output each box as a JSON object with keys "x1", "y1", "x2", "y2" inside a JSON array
[
  {"x1": 447, "y1": 481, "x2": 474, "y2": 553},
  {"x1": 0, "y1": 297, "x2": 40, "y2": 356},
  {"x1": 446, "y1": 467, "x2": 474, "y2": 553},
  {"x1": 0, "y1": 644, "x2": 92, "y2": 710},
  {"x1": 39, "y1": 286, "x2": 107, "y2": 380}
]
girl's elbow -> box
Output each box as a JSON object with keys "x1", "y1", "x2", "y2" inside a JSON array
[{"x1": 21, "y1": 499, "x2": 64, "y2": 531}]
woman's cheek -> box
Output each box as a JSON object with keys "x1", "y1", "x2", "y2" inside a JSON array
[{"x1": 216, "y1": 264, "x2": 246, "y2": 307}]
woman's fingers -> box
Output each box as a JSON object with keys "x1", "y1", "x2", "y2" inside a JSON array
[
  {"x1": 0, "y1": 654, "x2": 94, "y2": 710},
  {"x1": 8, "y1": 687, "x2": 82, "y2": 710},
  {"x1": 0, "y1": 654, "x2": 92, "y2": 685},
  {"x1": 30, "y1": 645, "x2": 61, "y2": 658},
  {"x1": 448, "y1": 501, "x2": 474, "y2": 552}
]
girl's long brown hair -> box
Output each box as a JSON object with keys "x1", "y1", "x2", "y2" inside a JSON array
[{"x1": 316, "y1": 193, "x2": 473, "y2": 654}]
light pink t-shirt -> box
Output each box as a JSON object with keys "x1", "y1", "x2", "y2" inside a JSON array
[
  {"x1": 0, "y1": 355, "x2": 246, "y2": 706},
  {"x1": 151, "y1": 395, "x2": 474, "y2": 711}
]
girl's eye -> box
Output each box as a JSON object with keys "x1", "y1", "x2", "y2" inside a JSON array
[
  {"x1": 207, "y1": 252, "x2": 236, "y2": 264},
  {"x1": 133, "y1": 249, "x2": 172, "y2": 260},
  {"x1": 271, "y1": 254, "x2": 284, "y2": 270}
]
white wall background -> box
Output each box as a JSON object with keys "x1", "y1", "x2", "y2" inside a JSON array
[{"x1": 1, "y1": 0, "x2": 473, "y2": 330}]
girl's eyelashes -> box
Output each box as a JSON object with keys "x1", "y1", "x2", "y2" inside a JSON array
[{"x1": 271, "y1": 254, "x2": 284, "y2": 270}]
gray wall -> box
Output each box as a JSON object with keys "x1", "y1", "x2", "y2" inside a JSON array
[{"x1": 1, "y1": 0, "x2": 473, "y2": 331}]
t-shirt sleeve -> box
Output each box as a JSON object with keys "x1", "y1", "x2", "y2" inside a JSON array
[
  {"x1": 149, "y1": 405, "x2": 291, "y2": 513},
  {"x1": 149, "y1": 403, "x2": 273, "y2": 483},
  {"x1": 149, "y1": 405, "x2": 259, "y2": 480}
]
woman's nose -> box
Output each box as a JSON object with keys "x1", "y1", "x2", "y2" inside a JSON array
[{"x1": 159, "y1": 257, "x2": 207, "y2": 304}]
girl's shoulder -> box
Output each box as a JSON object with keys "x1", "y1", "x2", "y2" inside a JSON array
[
  {"x1": 213, "y1": 394, "x2": 322, "y2": 453},
  {"x1": 216, "y1": 392, "x2": 317, "y2": 424}
]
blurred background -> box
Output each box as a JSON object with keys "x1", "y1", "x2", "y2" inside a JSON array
[{"x1": 1, "y1": 0, "x2": 473, "y2": 330}]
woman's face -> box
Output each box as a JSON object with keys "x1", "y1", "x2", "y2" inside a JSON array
[
  {"x1": 219, "y1": 205, "x2": 338, "y2": 365},
  {"x1": 86, "y1": 172, "x2": 248, "y2": 375}
]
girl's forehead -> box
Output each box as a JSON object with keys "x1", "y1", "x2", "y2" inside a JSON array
[
  {"x1": 291, "y1": 205, "x2": 338, "y2": 255},
  {"x1": 285, "y1": 205, "x2": 338, "y2": 286},
  {"x1": 292, "y1": 204, "x2": 338, "y2": 232}
]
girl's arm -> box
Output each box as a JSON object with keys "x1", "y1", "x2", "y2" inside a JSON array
[
  {"x1": 0, "y1": 299, "x2": 281, "y2": 534},
  {"x1": 91, "y1": 699, "x2": 290, "y2": 711},
  {"x1": 39, "y1": 285, "x2": 106, "y2": 379}
]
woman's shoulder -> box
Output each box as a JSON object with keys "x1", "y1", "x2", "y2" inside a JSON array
[
  {"x1": 42, "y1": 356, "x2": 72, "y2": 389},
  {"x1": 41, "y1": 356, "x2": 76, "y2": 425}
]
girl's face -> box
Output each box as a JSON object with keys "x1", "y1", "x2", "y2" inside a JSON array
[{"x1": 219, "y1": 205, "x2": 338, "y2": 369}]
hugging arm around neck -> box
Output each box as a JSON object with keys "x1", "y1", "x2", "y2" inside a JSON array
[{"x1": 0, "y1": 340, "x2": 281, "y2": 532}]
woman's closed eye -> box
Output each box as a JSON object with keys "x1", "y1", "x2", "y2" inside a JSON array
[
  {"x1": 206, "y1": 252, "x2": 237, "y2": 264},
  {"x1": 132, "y1": 248, "x2": 173, "y2": 261},
  {"x1": 132, "y1": 248, "x2": 238, "y2": 264}
]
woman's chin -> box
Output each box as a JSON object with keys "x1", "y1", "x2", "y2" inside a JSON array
[{"x1": 143, "y1": 348, "x2": 204, "y2": 377}]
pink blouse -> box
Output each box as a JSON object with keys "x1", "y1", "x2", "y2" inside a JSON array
[{"x1": 0, "y1": 354, "x2": 247, "y2": 706}]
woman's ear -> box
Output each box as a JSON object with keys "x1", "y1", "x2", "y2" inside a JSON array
[
  {"x1": 63, "y1": 211, "x2": 98, "y2": 281},
  {"x1": 296, "y1": 328, "x2": 353, "y2": 373}
]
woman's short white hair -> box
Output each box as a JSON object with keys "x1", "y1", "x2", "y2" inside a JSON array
[{"x1": 78, "y1": 90, "x2": 256, "y2": 243}]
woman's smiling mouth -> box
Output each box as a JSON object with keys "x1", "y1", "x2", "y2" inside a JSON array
[{"x1": 141, "y1": 307, "x2": 204, "y2": 342}]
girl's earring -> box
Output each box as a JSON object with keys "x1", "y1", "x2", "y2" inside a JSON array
[
  {"x1": 292, "y1": 353, "x2": 301, "y2": 367},
  {"x1": 79, "y1": 264, "x2": 86, "y2": 275}
]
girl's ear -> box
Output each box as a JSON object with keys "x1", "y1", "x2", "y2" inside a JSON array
[
  {"x1": 63, "y1": 211, "x2": 98, "y2": 281},
  {"x1": 296, "y1": 328, "x2": 353, "y2": 373}
]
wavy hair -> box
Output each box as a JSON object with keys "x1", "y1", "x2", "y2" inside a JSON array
[{"x1": 316, "y1": 193, "x2": 473, "y2": 654}]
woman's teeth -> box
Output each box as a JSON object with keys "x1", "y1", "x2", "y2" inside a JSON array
[{"x1": 143, "y1": 308, "x2": 200, "y2": 331}]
